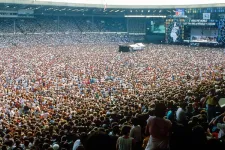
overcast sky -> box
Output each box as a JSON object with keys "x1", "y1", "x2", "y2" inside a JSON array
[{"x1": 37, "y1": 0, "x2": 225, "y2": 5}]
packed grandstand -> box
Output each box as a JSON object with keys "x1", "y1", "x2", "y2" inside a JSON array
[{"x1": 0, "y1": 1, "x2": 225, "y2": 150}]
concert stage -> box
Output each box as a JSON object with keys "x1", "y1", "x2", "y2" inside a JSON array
[
  {"x1": 183, "y1": 39, "x2": 222, "y2": 47},
  {"x1": 165, "y1": 17, "x2": 225, "y2": 47}
]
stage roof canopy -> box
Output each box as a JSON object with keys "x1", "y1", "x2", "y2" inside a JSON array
[{"x1": 2, "y1": 0, "x2": 225, "y2": 8}]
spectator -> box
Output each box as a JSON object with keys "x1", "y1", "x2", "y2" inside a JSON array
[
  {"x1": 145, "y1": 103, "x2": 172, "y2": 150},
  {"x1": 72, "y1": 133, "x2": 87, "y2": 150},
  {"x1": 116, "y1": 125, "x2": 135, "y2": 150},
  {"x1": 86, "y1": 131, "x2": 112, "y2": 150},
  {"x1": 206, "y1": 89, "x2": 219, "y2": 122},
  {"x1": 176, "y1": 102, "x2": 188, "y2": 125},
  {"x1": 130, "y1": 117, "x2": 142, "y2": 150}
]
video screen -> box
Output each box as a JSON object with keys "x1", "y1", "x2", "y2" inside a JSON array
[
  {"x1": 150, "y1": 20, "x2": 165, "y2": 34},
  {"x1": 190, "y1": 27, "x2": 218, "y2": 42}
]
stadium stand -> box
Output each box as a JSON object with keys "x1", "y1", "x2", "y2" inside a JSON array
[{"x1": 0, "y1": 16, "x2": 141, "y2": 34}]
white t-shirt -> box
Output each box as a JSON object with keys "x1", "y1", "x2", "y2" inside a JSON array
[
  {"x1": 176, "y1": 108, "x2": 186, "y2": 122},
  {"x1": 217, "y1": 123, "x2": 225, "y2": 138},
  {"x1": 73, "y1": 139, "x2": 82, "y2": 150},
  {"x1": 130, "y1": 125, "x2": 142, "y2": 142}
]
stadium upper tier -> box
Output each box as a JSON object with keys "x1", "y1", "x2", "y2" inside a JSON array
[
  {"x1": 1, "y1": 0, "x2": 225, "y2": 8},
  {"x1": 0, "y1": 16, "x2": 133, "y2": 33},
  {"x1": 1, "y1": 2, "x2": 225, "y2": 17}
]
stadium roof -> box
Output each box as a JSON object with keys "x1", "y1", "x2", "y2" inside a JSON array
[
  {"x1": 0, "y1": 3, "x2": 175, "y2": 16},
  {"x1": 0, "y1": 0, "x2": 225, "y2": 17},
  {"x1": 1, "y1": 0, "x2": 225, "y2": 9}
]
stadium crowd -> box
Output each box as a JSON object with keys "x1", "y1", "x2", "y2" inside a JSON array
[
  {"x1": 0, "y1": 16, "x2": 130, "y2": 34},
  {"x1": 0, "y1": 34, "x2": 145, "y2": 48},
  {"x1": 0, "y1": 38, "x2": 224, "y2": 150}
]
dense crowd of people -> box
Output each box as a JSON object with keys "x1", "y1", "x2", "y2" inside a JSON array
[
  {"x1": 127, "y1": 19, "x2": 146, "y2": 33},
  {"x1": 0, "y1": 34, "x2": 144, "y2": 48},
  {"x1": 0, "y1": 34, "x2": 225, "y2": 150},
  {"x1": 0, "y1": 16, "x2": 131, "y2": 34}
]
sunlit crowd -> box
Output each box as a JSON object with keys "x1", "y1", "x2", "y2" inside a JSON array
[{"x1": 0, "y1": 36, "x2": 224, "y2": 150}]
